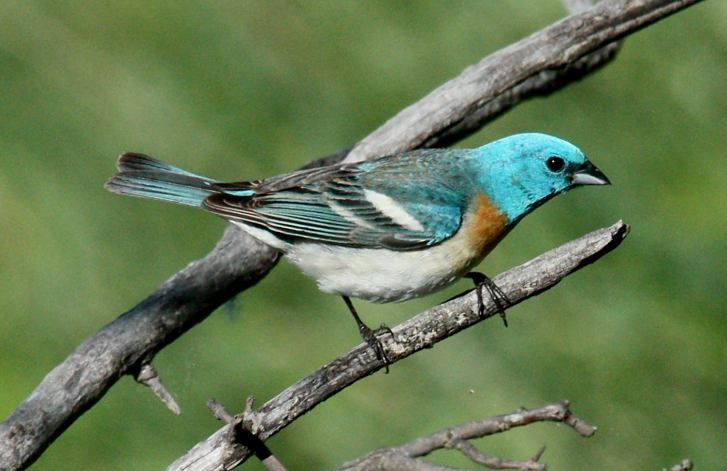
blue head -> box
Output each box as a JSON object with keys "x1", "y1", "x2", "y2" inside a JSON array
[{"x1": 473, "y1": 133, "x2": 609, "y2": 223}]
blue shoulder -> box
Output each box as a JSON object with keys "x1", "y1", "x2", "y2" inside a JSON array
[{"x1": 357, "y1": 149, "x2": 478, "y2": 242}]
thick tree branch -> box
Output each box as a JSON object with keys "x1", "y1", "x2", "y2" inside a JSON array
[
  {"x1": 167, "y1": 221, "x2": 628, "y2": 471},
  {"x1": 334, "y1": 401, "x2": 594, "y2": 471},
  {"x1": 0, "y1": 228, "x2": 279, "y2": 470},
  {"x1": 0, "y1": 0, "x2": 699, "y2": 469},
  {"x1": 344, "y1": 0, "x2": 701, "y2": 163}
]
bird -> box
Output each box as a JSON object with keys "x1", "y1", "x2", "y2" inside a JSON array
[{"x1": 106, "y1": 133, "x2": 609, "y2": 366}]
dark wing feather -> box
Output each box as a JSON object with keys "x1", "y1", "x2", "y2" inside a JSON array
[{"x1": 203, "y1": 152, "x2": 466, "y2": 250}]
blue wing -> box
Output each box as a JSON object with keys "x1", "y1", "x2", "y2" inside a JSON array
[{"x1": 203, "y1": 150, "x2": 468, "y2": 250}]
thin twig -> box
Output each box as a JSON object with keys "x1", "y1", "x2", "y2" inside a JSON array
[
  {"x1": 334, "y1": 401, "x2": 594, "y2": 471},
  {"x1": 563, "y1": 407, "x2": 597, "y2": 437},
  {"x1": 207, "y1": 399, "x2": 288, "y2": 471},
  {"x1": 168, "y1": 222, "x2": 627, "y2": 471},
  {"x1": 452, "y1": 439, "x2": 545, "y2": 470},
  {"x1": 134, "y1": 362, "x2": 181, "y2": 415}
]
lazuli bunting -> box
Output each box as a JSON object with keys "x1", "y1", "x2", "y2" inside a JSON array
[{"x1": 106, "y1": 133, "x2": 609, "y2": 364}]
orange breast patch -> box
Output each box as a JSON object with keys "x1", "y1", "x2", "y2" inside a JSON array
[{"x1": 467, "y1": 193, "x2": 509, "y2": 256}]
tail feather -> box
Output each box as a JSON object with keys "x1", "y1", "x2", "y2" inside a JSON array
[{"x1": 105, "y1": 153, "x2": 218, "y2": 207}]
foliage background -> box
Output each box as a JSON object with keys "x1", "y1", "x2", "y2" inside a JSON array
[{"x1": 1, "y1": 1, "x2": 725, "y2": 469}]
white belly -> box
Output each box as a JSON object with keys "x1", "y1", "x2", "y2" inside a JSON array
[
  {"x1": 284, "y1": 226, "x2": 487, "y2": 303},
  {"x1": 232, "y1": 203, "x2": 506, "y2": 303}
]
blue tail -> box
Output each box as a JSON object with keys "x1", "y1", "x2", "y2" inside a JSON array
[{"x1": 105, "y1": 153, "x2": 218, "y2": 207}]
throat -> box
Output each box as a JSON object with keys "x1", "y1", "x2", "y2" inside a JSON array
[{"x1": 466, "y1": 193, "x2": 510, "y2": 257}]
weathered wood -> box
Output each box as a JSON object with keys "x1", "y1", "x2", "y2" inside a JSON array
[
  {"x1": 0, "y1": 0, "x2": 700, "y2": 468},
  {"x1": 167, "y1": 221, "x2": 629, "y2": 471}
]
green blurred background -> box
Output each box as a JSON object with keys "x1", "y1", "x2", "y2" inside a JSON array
[{"x1": 1, "y1": 1, "x2": 725, "y2": 469}]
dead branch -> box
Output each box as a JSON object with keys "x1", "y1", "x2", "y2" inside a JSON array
[
  {"x1": 344, "y1": 0, "x2": 700, "y2": 163},
  {"x1": 133, "y1": 362, "x2": 181, "y2": 415},
  {"x1": 0, "y1": 0, "x2": 700, "y2": 469},
  {"x1": 167, "y1": 222, "x2": 627, "y2": 471},
  {"x1": 334, "y1": 401, "x2": 594, "y2": 471},
  {"x1": 207, "y1": 398, "x2": 288, "y2": 471}
]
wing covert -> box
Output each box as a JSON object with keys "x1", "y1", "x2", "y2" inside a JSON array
[{"x1": 203, "y1": 153, "x2": 467, "y2": 250}]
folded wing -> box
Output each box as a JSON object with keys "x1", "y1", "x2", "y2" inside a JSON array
[{"x1": 203, "y1": 153, "x2": 465, "y2": 251}]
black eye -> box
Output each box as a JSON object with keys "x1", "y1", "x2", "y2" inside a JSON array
[{"x1": 546, "y1": 156, "x2": 565, "y2": 172}]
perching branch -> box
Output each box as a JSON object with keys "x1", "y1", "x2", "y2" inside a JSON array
[
  {"x1": 333, "y1": 401, "x2": 595, "y2": 471},
  {"x1": 167, "y1": 221, "x2": 629, "y2": 471},
  {"x1": 0, "y1": 1, "x2": 700, "y2": 470}
]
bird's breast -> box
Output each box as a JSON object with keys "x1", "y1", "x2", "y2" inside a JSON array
[{"x1": 465, "y1": 192, "x2": 509, "y2": 257}]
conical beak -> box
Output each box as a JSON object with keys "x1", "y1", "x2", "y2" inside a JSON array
[{"x1": 571, "y1": 161, "x2": 611, "y2": 186}]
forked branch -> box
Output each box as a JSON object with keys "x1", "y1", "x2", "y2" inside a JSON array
[
  {"x1": 334, "y1": 401, "x2": 594, "y2": 471},
  {"x1": 0, "y1": 0, "x2": 700, "y2": 469},
  {"x1": 167, "y1": 221, "x2": 629, "y2": 471}
]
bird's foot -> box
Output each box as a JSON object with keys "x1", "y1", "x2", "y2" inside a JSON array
[
  {"x1": 464, "y1": 272, "x2": 511, "y2": 327},
  {"x1": 357, "y1": 322, "x2": 393, "y2": 373},
  {"x1": 342, "y1": 296, "x2": 392, "y2": 373}
]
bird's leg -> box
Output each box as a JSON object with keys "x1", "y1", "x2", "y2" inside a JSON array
[
  {"x1": 464, "y1": 272, "x2": 511, "y2": 327},
  {"x1": 341, "y1": 295, "x2": 392, "y2": 372}
]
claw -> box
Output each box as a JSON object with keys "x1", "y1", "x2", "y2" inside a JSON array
[
  {"x1": 464, "y1": 272, "x2": 511, "y2": 327},
  {"x1": 342, "y1": 296, "x2": 392, "y2": 373}
]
